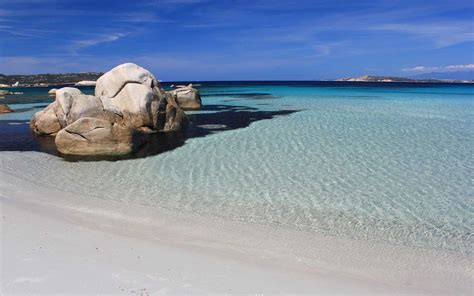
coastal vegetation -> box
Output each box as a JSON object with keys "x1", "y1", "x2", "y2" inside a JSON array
[{"x1": 0, "y1": 72, "x2": 102, "y2": 87}]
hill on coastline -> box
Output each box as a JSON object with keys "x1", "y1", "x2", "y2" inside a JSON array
[
  {"x1": 336, "y1": 75, "x2": 473, "y2": 83},
  {"x1": 0, "y1": 72, "x2": 103, "y2": 87},
  {"x1": 1, "y1": 73, "x2": 474, "y2": 87}
]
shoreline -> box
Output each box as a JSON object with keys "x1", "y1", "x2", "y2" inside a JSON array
[{"x1": 1, "y1": 168, "x2": 472, "y2": 294}]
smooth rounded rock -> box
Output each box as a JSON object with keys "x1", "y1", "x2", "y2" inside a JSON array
[
  {"x1": 30, "y1": 63, "x2": 189, "y2": 156},
  {"x1": 171, "y1": 85, "x2": 202, "y2": 110},
  {"x1": 0, "y1": 104, "x2": 13, "y2": 113},
  {"x1": 55, "y1": 117, "x2": 136, "y2": 156},
  {"x1": 95, "y1": 63, "x2": 158, "y2": 98}
]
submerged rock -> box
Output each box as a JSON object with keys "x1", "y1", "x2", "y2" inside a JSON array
[
  {"x1": 169, "y1": 84, "x2": 202, "y2": 110},
  {"x1": 0, "y1": 90, "x2": 12, "y2": 96},
  {"x1": 30, "y1": 63, "x2": 188, "y2": 156},
  {"x1": 0, "y1": 104, "x2": 13, "y2": 113}
]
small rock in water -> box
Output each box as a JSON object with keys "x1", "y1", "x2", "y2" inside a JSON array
[
  {"x1": 0, "y1": 104, "x2": 13, "y2": 113},
  {"x1": 169, "y1": 83, "x2": 202, "y2": 110},
  {"x1": 0, "y1": 90, "x2": 12, "y2": 96}
]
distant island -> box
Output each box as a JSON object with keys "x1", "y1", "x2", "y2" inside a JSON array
[
  {"x1": 336, "y1": 75, "x2": 473, "y2": 83},
  {"x1": 0, "y1": 72, "x2": 103, "y2": 87},
  {"x1": 1, "y1": 73, "x2": 474, "y2": 88}
]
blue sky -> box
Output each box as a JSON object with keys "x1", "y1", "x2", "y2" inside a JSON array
[{"x1": 0, "y1": 0, "x2": 473, "y2": 80}]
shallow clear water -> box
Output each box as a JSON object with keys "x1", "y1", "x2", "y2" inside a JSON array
[{"x1": 1, "y1": 82, "x2": 473, "y2": 255}]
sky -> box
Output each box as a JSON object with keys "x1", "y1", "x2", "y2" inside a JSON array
[{"x1": 0, "y1": 0, "x2": 473, "y2": 80}]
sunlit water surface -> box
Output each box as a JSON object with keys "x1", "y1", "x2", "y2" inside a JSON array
[{"x1": 1, "y1": 82, "x2": 473, "y2": 255}]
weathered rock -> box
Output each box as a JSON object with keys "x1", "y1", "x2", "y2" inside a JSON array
[
  {"x1": 0, "y1": 104, "x2": 13, "y2": 113},
  {"x1": 30, "y1": 88, "x2": 83, "y2": 134},
  {"x1": 65, "y1": 94, "x2": 107, "y2": 124},
  {"x1": 95, "y1": 63, "x2": 157, "y2": 98},
  {"x1": 95, "y1": 63, "x2": 169, "y2": 128},
  {"x1": 48, "y1": 88, "x2": 57, "y2": 96},
  {"x1": 30, "y1": 63, "x2": 189, "y2": 156},
  {"x1": 164, "y1": 92, "x2": 187, "y2": 131},
  {"x1": 55, "y1": 87, "x2": 83, "y2": 123},
  {"x1": 32, "y1": 87, "x2": 125, "y2": 136},
  {"x1": 30, "y1": 102, "x2": 61, "y2": 135},
  {"x1": 110, "y1": 83, "x2": 156, "y2": 128},
  {"x1": 170, "y1": 84, "x2": 201, "y2": 110},
  {"x1": 55, "y1": 117, "x2": 137, "y2": 155}
]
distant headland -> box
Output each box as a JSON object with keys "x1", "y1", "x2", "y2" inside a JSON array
[
  {"x1": 336, "y1": 75, "x2": 474, "y2": 83},
  {"x1": 0, "y1": 72, "x2": 103, "y2": 88},
  {"x1": 1, "y1": 73, "x2": 474, "y2": 88}
]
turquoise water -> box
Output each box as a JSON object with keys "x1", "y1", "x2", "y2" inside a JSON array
[{"x1": 1, "y1": 82, "x2": 473, "y2": 255}]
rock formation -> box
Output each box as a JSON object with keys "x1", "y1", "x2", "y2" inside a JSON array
[
  {"x1": 48, "y1": 88, "x2": 57, "y2": 97},
  {"x1": 0, "y1": 104, "x2": 12, "y2": 113},
  {"x1": 30, "y1": 63, "x2": 188, "y2": 156},
  {"x1": 170, "y1": 84, "x2": 202, "y2": 110},
  {"x1": 0, "y1": 90, "x2": 12, "y2": 96}
]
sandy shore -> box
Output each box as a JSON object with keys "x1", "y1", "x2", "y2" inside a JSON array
[{"x1": 0, "y1": 169, "x2": 472, "y2": 294}]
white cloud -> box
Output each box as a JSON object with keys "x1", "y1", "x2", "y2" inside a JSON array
[
  {"x1": 402, "y1": 66, "x2": 439, "y2": 72},
  {"x1": 402, "y1": 64, "x2": 474, "y2": 73},
  {"x1": 313, "y1": 42, "x2": 346, "y2": 57},
  {"x1": 444, "y1": 64, "x2": 474, "y2": 71},
  {"x1": 371, "y1": 22, "x2": 474, "y2": 48},
  {"x1": 70, "y1": 33, "x2": 129, "y2": 53}
]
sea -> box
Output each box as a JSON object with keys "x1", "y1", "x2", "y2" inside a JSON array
[{"x1": 0, "y1": 81, "x2": 473, "y2": 257}]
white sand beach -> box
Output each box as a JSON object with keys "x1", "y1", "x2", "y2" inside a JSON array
[
  {"x1": 1, "y1": 162, "x2": 472, "y2": 295},
  {"x1": 2, "y1": 0, "x2": 474, "y2": 293}
]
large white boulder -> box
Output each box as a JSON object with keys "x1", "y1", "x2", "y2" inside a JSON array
[
  {"x1": 30, "y1": 63, "x2": 188, "y2": 156},
  {"x1": 95, "y1": 63, "x2": 157, "y2": 98},
  {"x1": 55, "y1": 117, "x2": 136, "y2": 156},
  {"x1": 54, "y1": 87, "x2": 83, "y2": 126},
  {"x1": 109, "y1": 83, "x2": 156, "y2": 128},
  {"x1": 66, "y1": 94, "x2": 107, "y2": 124},
  {"x1": 48, "y1": 88, "x2": 57, "y2": 96},
  {"x1": 30, "y1": 101, "x2": 62, "y2": 135}
]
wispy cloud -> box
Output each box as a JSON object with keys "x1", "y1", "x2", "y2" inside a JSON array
[
  {"x1": 1, "y1": 0, "x2": 473, "y2": 78},
  {"x1": 313, "y1": 42, "x2": 346, "y2": 57},
  {"x1": 372, "y1": 22, "x2": 474, "y2": 48},
  {"x1": 70, "y1": 33, "x2": 129, "y2": 53},
  {"x1": 402, "y1": 64, "x2": 474, "y2": 73},
  {"x1": 154, "y1": 0, "x2": 207, "y2": 3}
]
